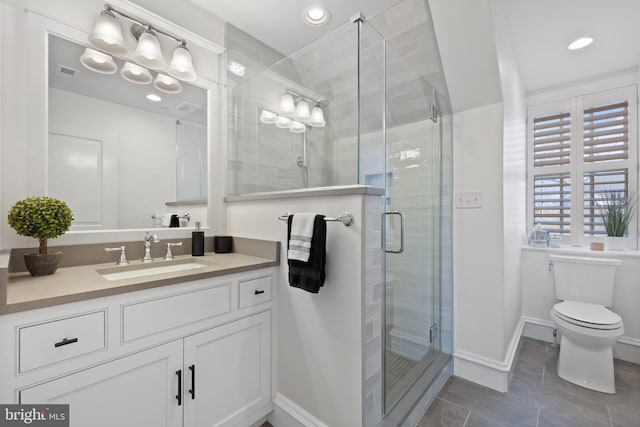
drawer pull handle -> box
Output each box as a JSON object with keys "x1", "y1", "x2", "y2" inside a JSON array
[
  {"x1": 189, "y1": 364, "x2": 195, "y2": 399},
  {"x1": 176, "y1": 369, "x2": 182, "y2": 406},
  {"x1": 254, "y1": 290, "x2": 265, "y2": 295},
  {"x1": 54, "y1": 338, "x2": 78, "y2": 348}
]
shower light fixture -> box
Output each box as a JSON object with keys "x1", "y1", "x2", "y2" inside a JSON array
[
  {"x1": 121, "y1": 62, "x2": 152, "y2": 84},
  {"x1": 87, "y1": 4, "x2": 197, "y2": 81},
  {"x1": 79, "y1": 48, "x2": 118, "y2": 74},
  {"x1": 302, "y1": 6, "x2": 331, "y2": 26}
]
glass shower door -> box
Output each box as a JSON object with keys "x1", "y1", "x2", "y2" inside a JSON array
[{"x1": 382, "y1": 42, "x2": 442, "y2": 412}]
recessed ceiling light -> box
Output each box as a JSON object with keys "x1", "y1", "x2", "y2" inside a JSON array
[
  {"x1": 568, "y1": 37, "x2": 594, "y2": 51},
  {"x1": 228, "y1": 61, "x2": 246, "y2": 77},
  {"x1": 146, "y1": 93, "x2": 162, "y2": 102},
  {"x1": 302, "y1": 6, "x2": 330, "y2": 26}
]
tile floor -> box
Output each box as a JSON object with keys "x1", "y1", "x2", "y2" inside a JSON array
[{"x1": 419, "y1": 337, "x2": 640, "y2": 427}]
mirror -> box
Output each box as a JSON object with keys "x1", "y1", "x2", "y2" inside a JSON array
[{"x1": 47, "y1": 34, "x2": 208, "y2": 231}]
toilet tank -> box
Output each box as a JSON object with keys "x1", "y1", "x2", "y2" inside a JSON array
[{"x1": 549, "y1": 255, "x2": 621, "y2": 306}]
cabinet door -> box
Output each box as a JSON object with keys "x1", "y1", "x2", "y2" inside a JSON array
[
  {"x1": 184, "y1": 311, "x2": 272, "y2": 427},
  {"x1": 20, "y1": 341, "x2": 183, "y2": 427}
]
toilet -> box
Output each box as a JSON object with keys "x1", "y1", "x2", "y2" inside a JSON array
[{"x1": 549, "y1": 254, "x2": 624, "y2": 394}]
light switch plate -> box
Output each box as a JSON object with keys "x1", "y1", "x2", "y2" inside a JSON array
[{"x1": 455, "y1": 191, "x2": 483, "y2": 209}]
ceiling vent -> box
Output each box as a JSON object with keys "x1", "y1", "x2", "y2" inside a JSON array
[{"x1": 57, "y1": 64, "x2": 79, "y2": 77}]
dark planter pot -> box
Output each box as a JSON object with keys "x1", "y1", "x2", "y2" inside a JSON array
[{"x1": 24, "y1": 252, "x2": 62, "y2": 276}]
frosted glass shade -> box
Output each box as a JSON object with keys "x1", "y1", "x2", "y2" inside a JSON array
[
  {"x1": 294, "y1": 100, "x2": 311, "y2": 122},
  {"x1": 279, "y1": 94, "x2": 295, "y2": 115},
  {"x1": 88, "y1": 11, "x2": 127, "y2": 55},
  {"x1": 153, "y1": 73, "x2": 182, "y2": 93},
  {"x1": 289, "y1": 120, "x2": 306, "y2": 133},
  {"x1": 260, "y1": 110, "x2": 278, "y2": 124},
  {"x1": 168, "y1": 45, "x2": 197, "y2": 81},
  {"x1": 309, "y1": 107, "x2": 326, "y2": 127},
  {"x1": 275, "y1": 115, "x2": 292, "y2": 128},
  {"x1": 134, "y1": 31, "x2": 166, "y2": 69},
  {"x1": 121, "y1": 62, "x2": 152, "y2": 84},
  {"x1": 79, "y1": 48, "x2": 117, "y2": 74}
]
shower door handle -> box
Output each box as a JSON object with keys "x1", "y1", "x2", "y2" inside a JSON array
[{"x1": 383, "y1": 211, "x2": 405, "y2": 254}]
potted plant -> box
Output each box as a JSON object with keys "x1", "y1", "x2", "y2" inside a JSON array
[
  {"x1": 7, "y1": 196, "x2": 74, "y2": 275},
  {"x1": 600, "y1": 191, "x2": 636, "y2": 251}
]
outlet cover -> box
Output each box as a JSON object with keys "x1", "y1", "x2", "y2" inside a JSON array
[{"x1": 455, "y1": 191, "x2": 483, "y2": 209}]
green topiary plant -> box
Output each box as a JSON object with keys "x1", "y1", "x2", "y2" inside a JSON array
[
  {"x1": 599, "y1": 191, "x2": 636, "y2": 237},
  {"x1": 8, "y1": 196, "x2": 74, "y2": 255}
]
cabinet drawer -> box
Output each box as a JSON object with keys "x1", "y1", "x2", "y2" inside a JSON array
[
  {"x1": 19, "y1": 311, "x2": 106, "y2": 373},
  {"x1": 238, "y1": 275, "x2": 272, "y2": 309},
  {"x1": 122, "y1": 284, "x2": 231, "y2": 342}
]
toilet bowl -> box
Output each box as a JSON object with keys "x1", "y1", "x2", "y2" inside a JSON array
[
  {"x1": 548, "y1": 255, "x2": 623, "y2": 394},
  {"x1": 550, "y1": 301, "x2": 624, "y2": 394}
]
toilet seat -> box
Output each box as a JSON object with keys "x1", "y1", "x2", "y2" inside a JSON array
[{"x1": 552, "y1": 301, "x2": 623, "y2": 330}]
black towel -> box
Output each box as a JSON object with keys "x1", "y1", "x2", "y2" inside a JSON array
[{"x1": 287, "y1": 214, "x2": 326, "y2": 293}]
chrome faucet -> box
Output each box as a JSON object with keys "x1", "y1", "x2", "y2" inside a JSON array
[
  {"x1": 164, "y1": 242, "x2": 183, "y2": 260},
  {"x1": 142, "y1": 231, "x2": 160, "y2": 262},
  {"x1": 104, "y1": 246, "x2": 128, "y2": 265}
]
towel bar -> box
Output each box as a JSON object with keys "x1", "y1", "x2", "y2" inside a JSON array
[{"x1": 278, "y1": 212, "x2": 355, "y2": 227}]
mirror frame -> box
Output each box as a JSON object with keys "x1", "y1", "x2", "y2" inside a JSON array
[{"x1": 26, "y1": 6, "x2": 225, "y2": 245}]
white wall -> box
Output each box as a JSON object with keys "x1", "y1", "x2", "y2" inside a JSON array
[
  {"x1": 226, "y1": 194, "x2": 366, "y2": 427},
  {"x1": 522, "y1": 247, "x2": 640, "y2": 364},
  {"x1": 453, "y1": 103, "x2": 505, "y2": 362},
  {"x1": 49, "y1": 88, "x2": 176, "y2": 229}
]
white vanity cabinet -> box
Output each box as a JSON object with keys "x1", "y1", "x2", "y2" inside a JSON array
[{"x1": 1, "y1": 268, "x2": 276, "y2": 427}]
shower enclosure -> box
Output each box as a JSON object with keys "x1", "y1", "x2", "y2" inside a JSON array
[{"x1": 227, "y1": 2, "x2": 453, "y2": 423}]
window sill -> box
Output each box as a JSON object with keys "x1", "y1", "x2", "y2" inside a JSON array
[{"x1": 521, "y1": 245, "x2": 640, "y2": 258}]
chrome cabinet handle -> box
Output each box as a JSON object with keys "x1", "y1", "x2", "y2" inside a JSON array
[{"x1": 383, "y1": 211, "x2": 405, "y2": 254}]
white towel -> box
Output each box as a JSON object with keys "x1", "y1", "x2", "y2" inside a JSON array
[{"x1": 287, "y1": 213, "x2": 316, "y2": 262}]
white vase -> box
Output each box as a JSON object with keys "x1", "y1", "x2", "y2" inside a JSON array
[{"x1": 605, "y1": 236, "x2": 627, "y2": 251}]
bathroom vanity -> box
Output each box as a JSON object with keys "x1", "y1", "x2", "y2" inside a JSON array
[{"x1": 0, "y1": 248, "x2": 278, "y2": 427}]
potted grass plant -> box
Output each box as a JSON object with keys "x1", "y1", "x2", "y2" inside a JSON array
[
  {"x1": 600, "y1": 191, "x2": 636, "y2": 251},
  {"x1": 7, "y1": 196, "x2": 74, "y2": 275}
]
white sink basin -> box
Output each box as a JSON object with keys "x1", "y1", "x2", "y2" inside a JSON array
[{"x1": 99, "y1": 261, "x2": 208, "y2": 281}]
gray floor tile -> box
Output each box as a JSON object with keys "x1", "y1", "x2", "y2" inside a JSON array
[
  {"x1": 439, "y1": 377, "x2": 538, "y2": 427},
  {"x1": 512, "y1": 358, "x2": 544, "y2": 385},
  {"x1": 465, "y1": 412, "x2": 510, "y2": 427},
  {"x1": 538, "y1": 409, "x2": 602, "y2": 427},
  {"x1": 609, "y1": 407, "x2": 640, "y2": 427},
  {"x1": 417, "y1": 397, "x2": 469, "y2": 427}
]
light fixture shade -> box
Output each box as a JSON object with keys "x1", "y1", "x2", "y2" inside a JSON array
[
  {"x1": 88, "y1": 11, "x2": 128, "y2": 55},
  {"x1": 134, "y1": 30, "x2": 166, "y2": 69},
  {"x1": 275, "y1": 115, "x2": 292, "y2": 128},
  {"x1": 154, "y1": 73, "x2": 182, "y2": 93},
  {"x1": 168, "y1": 44, "x2": 197, "y2": 81},
  {"x1": 309, "y1": 106, "x2": 326, "y2": 127},
  {"x1": 289, "y1": 120, "x2": 306, "y2": 133},
  {"x1": 294, "y1": 100, "x2": 311, "y2": 122},
  {"x1": 260, "y1": 109, "x2": 278, "y2": 124},
  {"x1": 279, "y1": 94, "x2": 295, "y2": 115},
  {"x1": 121, "y1": 62, "x2": 152, "y2": 84},
  {"x1": 79, "y1": 48, "x2": 118, "y2": 74}
]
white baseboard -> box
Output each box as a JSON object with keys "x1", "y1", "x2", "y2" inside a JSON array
[
  {"x1": 271, "y1": 393, "x2": 328, "y2": 427},
  {"x1": 522, "y1": 316, "x2": 640, "y2": 365},
  {"x1": 453, "y1": 317, "x2": 526, "y2": 393}
]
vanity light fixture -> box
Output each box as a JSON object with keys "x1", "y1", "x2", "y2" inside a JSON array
[
  {"x1": 275, "y1": 115, "x2": 292, "y2": 128},
  {"x1": 568, "y1": 36, "x2": 594, "y2": 50},
  {"x1": 153, "y1": 73, "x2": 182, "y2": 93},
  {"x1": 294, "y1": 100, "x2": 311, "y2": 123},
  {"x1": 259, "y1": 109, "x2": 278, "y2": 124},
  {"x1": 121, "y1": 62, "x2": 152, "y2": 84},
  {"x1": 279, "y1": 93, "x2": 296, "y2": 115},
  {"x1": 79, "y1": 47, "x2": 118, "y2": 74},
  {"x1": 88, "y1": 4, "x2": 197, "y2": 81},
  {"x1": 302, "y1": 5, "x2": 331, "y2": 26},
  {"x1": 146, "y1": 93, "x2": 162, "y2": 102},
  {"x1": 88, "y1": 7, "x2": 128, "y2": 55},
  {"x1": 309, "y1": 106, "x2": 326, "y2": 127},
  {"x1": 289, "y1": 120, "x2": 307, "y2": 133}
]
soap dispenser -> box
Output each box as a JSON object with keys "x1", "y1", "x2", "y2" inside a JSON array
[{"x1": 192, "y1": 221, "x2": 205, "y2": 256}]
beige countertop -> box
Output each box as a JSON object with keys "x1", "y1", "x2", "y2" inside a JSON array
[{"x1": 2, "y1": 252, "x2": 278, "y2": 315}]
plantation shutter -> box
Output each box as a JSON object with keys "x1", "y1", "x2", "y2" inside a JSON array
[
  {"x1": 533, "y1": 111, "x2": 571, "y2": 167},
  {"x1": 533, "y1": 173, "x2": 571, "y2": 234},
  {"x1": 583, "y1": 170, "x2": 628, "y2": 235},
  {"x1": 583, "y1": 101, "x2": 629, "y2": 163}
]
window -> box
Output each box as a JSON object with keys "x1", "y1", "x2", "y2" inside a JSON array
[{"x1": 527, "y1": 85, "x2": 638, "y2": 247}]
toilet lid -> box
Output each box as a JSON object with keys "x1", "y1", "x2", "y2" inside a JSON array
[{"x1": 553, "y1": 301, "x2": 623, "y2": 330}]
